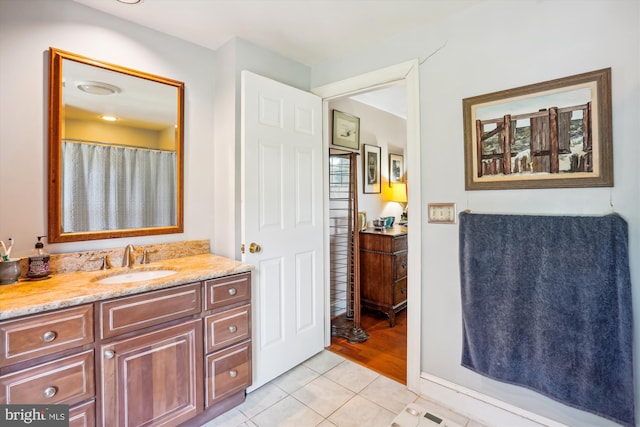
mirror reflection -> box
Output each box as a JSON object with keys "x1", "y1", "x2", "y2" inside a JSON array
[{"x1": 48, "y1": 48, "x2": 184, "y2": 242}]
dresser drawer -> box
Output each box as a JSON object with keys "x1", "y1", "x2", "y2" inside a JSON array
[
  {"x1": 205, "y1": 304, "x2": 251, "y2": 353},
  {"x1": 394, "y1": 252, "x2": 408, "y2": 279},
  {"x1": 392, "y1": 234, "x2": 408, "y2": 252},
  {"x1": 99, "y1": 283, "x2": 201, "y2": 339},
  {"x1": 205, "y1": 341, "x2": 251, "y2": 407},
  {"x1": 0, "y1": 305, "x2": 93, "y2": 367},
  {"x1": 393, "y1": 278, "x2": 407, "y2": 306},
  {"x1": 0, "y1": 349, "x2": 94, "y2": 406},
  {"x1": 204, "y1": 273, "x2": 251, "y2": 311}
]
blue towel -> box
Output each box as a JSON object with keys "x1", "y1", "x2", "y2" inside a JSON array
[{"x1": 459, "y1": 212, "x2": 635, "y2": 426}]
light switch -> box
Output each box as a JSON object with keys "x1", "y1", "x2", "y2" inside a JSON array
[{"x1": 427, "y1": 203, "x2": 456, "y2": 224}]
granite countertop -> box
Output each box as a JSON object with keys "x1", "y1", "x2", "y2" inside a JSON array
[{"x1": 0, "y1": 254, "x2": 252, "y2": 321}]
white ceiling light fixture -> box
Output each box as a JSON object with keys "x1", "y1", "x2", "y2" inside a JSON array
[
  {"x1": 76, "y1": 81, "x2": 121, "y2": 96},
  {"x1": 116, "y1": 0, "x2": 143, "y2": 4}
]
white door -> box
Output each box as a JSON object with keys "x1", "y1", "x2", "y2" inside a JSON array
[{"x1": 241, "y1": 71, "x2": 324, "y2": 390}]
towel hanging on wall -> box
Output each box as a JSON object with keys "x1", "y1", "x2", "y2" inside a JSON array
[{"x1": 459, "y1": 212, "x2": 635, "y2": 427}]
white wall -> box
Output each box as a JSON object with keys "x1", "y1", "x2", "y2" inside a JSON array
[
  {"x1": 328, "y1": 97, "x2": 407, "y2": 225},
  {"x1": 212, "y1": 38, "x2": 310, "y2": 258},
  {"x1": 312, "y1": 1, "x2": 640, "y2": 426},
  {"x1": 0, "y1": 0, "x2": 216, "y2": 257}
]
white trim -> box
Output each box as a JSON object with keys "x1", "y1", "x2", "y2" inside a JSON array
[
  {"x1": 419, "y1": 373, "x2": 570, "y2": 427},
  {"x1": 311, "y1": 59, "x2": 422, "y2": 392}
]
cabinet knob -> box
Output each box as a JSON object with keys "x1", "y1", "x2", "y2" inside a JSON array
[
  {"x1": 228, "y1": 325, "x2": 237, "y2": 333},
  {"x1": 43, "y1": 386, "x2": 57, "y2": 398},
  {"x1": 104, "y1": 350, "x2": 115, "y2": 359},
  {"x1": 229, "y1": 370, "x2": 238, "y2": 378},
  {"x1": 42, "y1": 331, "x2": 57, "y2": 343},
  {"x1": 228, "y1": 287, "x2": 237, "y2": 296}
]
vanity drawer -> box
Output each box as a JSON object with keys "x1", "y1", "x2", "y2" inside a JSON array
[
  {"x1": 204, "y1": 273, "x2": 251, "y2": 311},
  {"x1": 99, "y1": 283, "x2": 201, "y2": 339},
  {"x1": 205, "y1": 304, "x2": 251, "y2": 353},
  {"x1": 0, "y1": 349, "x2": 94, "y2": 406},
  {"x1": 205, "y1": 341, "x2": 251, "y2": 407},
  {"x1": 69, "y1": 399, "x2": 96, "y2": 427},
  {"x1": 0, "y1": 305, "x2": 93, "y2": 367}
]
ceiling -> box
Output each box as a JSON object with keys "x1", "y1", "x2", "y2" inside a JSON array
[
  {"x1": 73, "y1": 0, "x2": 483, "y2": 67},
  {"x1": 72, "y1": 0, "x2": 483, "y2": 118}
]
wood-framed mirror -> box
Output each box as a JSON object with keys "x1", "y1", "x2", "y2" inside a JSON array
[{"x1": 48, "y1": 48, "x2": 184, "y2": 243}]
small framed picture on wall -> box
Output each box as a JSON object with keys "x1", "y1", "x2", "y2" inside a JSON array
[
  {"x1": 332, "y1": 110, "x2": 360, "y2": 150},
  {"x1": 363, "y1": 144, "x2": 381, "y2": 194},
  {"x1": 389, "y1": 153, "x2": 404, "y2": 185}
]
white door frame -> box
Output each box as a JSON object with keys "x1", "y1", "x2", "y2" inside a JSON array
[{"x1": 312, "y1": 59, "x2": 421, "y2": 392}]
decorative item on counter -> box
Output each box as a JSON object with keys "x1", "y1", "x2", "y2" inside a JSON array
[
  {"x1": 0, "y1": 259, "x2": 20, "y2": 284},
  {"x1": 27, "y1": 235, "x2": 50, "y2": 280},
  {"x1": 358, "y1": 212, "x2": 367, "y2": 231},
  {"x1": 373, "y1": 218, "x2": 386, "y2": 230},
  {"x1": 0, "y1": 237, "x2": 13, "y2": 261},
  {"x1": 384, "y1": 216, "x2": 395, "y2": 228}
]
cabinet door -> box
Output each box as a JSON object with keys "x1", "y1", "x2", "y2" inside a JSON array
[{"x1": 100, "y1": 320, "x2": 203, "y2": 427}]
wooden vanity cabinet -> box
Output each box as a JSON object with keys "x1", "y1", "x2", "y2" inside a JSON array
[
  {"x1": 203, "y1": 273, "x2": 252, "y2": 415},
  {"x1": 0, "y1": 270, "x2": 252, "y2": 427},
  {"x1": 0, "y1": 305, "x2": 96, "y2": 424},
  {"x1": 98, "y1": 284, "x2": 203, "y2": 427},
  {"x1": 98, "y1": 272, "x2": 252, "y2": 427},
  {"x1": 359, "y1": 229, "x2": 408, "y2": 327}
]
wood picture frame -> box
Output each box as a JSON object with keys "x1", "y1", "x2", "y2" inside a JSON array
[
  {"x1": 389, "y1": 153, "x2": 404, "y2": 185},
  {"x1": 463, "y1": 68, "x2": 613, "y2": 190},
  {"x1": 332, "y1": 110, "x2": 360, "y2": 150},
  {"x1": 363, "y1": 144, "x2": 381, "y2": 194}
]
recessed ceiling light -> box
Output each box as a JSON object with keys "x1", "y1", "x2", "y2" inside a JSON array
[
  {"x1": 116, "y1": 0, "x2": 143, "y2": 4},
  {"x1": 101, "y1": 115, "x2": 118, "y2": 122},
  {"x1": 76, "y1": 81, "x2": 121, "y2": 96}
]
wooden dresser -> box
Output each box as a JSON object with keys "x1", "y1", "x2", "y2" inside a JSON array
[{"x1": 359, "y1": 227, "x2": 408, "y2": 327}]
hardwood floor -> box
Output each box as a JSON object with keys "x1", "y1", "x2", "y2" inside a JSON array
[{"x1": 328, "y1": 308, "x2": 407, "y2": 384}]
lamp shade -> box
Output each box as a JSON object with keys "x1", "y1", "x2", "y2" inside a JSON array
[{"x1": 389, "y1": 183, "x2": 407, "y2": 203}]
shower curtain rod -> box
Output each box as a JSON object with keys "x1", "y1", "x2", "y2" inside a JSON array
[{"x1": 62, "y1": 138, "x2": 175, "y2": 153}]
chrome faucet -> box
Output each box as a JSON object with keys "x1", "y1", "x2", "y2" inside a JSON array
[{"x1": 122, "y1": 244, "x2": 137, "y2": 268}]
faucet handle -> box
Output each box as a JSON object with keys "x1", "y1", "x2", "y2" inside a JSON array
[
  {"x1": 141, "y1": 249, "x2": 157, "y2": 264},
  {"x1": 89, "y1": 255, "x2": 112, "y2": 270}
]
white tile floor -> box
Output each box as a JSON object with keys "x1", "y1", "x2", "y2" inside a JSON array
[{"x1": 201, "y1": 350, "x2": 486, "y2": 427}]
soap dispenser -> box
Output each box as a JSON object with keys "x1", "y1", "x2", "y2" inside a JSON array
[{"x1": 27, "y1": 235, "x2": 50, "y2": 279}]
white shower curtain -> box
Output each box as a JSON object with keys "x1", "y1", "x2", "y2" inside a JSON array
[{"x1": 62, "y1": 142, "x2": 176, "y2": 232}]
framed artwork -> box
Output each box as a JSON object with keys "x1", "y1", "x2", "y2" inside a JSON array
[
  {"x1": 363, "y1": 144, "x2": 381, "y2": 194},
  {"x1": 332, "y1": 110, "x2": 360, "y2": 150},
  {"x1": 389, "y1": 153, "x2": 404, "y2": 185},
  {"x1": 463, "y1": 68, "x2": 613, "y2": 190}
]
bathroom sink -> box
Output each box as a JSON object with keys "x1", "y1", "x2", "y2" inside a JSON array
[{"x1": 96, "y1": 269, "x2": 177, "y2": 284}]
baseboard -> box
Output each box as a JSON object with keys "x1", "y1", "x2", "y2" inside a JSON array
[{"x1": 418, "y1": 372, "x2": 569, "y2": 427}]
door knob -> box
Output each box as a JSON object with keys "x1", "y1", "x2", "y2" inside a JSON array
[{"x1": 249, "y1": 242, "x2": 261, "y2": 253}]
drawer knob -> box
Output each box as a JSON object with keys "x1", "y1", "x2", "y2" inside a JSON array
[
  {"x1": 104, "y1": 350, "x2": 116, "y2": 359},
  {"x1": 43, "y1": 386, "x2": 57, "y2": 398},
  {"x1": 229, "y1": 370, "x2": 238, "y2": 378},
  {"x1": 42, "y1": 331, "x2": 57, "y2": 343},
  {"x1": 228, "y1": 288, "x2": 237, "y2": 296},
  {"x1": 228, "y1": 325, "x2": 237, "y2": 333}
]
